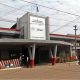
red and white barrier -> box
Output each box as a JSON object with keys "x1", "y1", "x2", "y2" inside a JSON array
[
  {"x1": 67, "y1": 56, "x2": 77, "y2": 61},
  {"x1": 1, "y1": 60, "x2": 5, "y2": 68},
  {"x1": 0, "y1": 58, "x2": 20, "y2": 69},
  {"x1": 0, "y1": 61, "x2": 2, "y2": 69}
]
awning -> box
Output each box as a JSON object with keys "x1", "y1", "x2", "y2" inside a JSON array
[{"x1": 0, "y1": 39, "x2": 73, "y2": 46}]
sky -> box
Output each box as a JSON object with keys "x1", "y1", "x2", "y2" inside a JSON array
[{"x1": 0, "y1": 0, "x2": 80, "y2": 35}]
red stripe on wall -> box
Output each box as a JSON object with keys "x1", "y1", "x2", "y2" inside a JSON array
[
  {"x1": 0, "y1": 28, "x2": 20, "y2": 31},
  {"x1": 50, "y1": 34, "x2": 80, "y2": 38}
]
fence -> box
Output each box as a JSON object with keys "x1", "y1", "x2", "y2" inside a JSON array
[{"x1": 0, "y1": 58, "x2": 20, "y2": 69}]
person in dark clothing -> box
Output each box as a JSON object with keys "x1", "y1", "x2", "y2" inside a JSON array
[{"x1": 20, "y1": 55, "x2": 26, "y2": 66}]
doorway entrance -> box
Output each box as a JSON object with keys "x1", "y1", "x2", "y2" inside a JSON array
[{"x1": 35, "y1": 46, "x2": 50, "y2": 65}]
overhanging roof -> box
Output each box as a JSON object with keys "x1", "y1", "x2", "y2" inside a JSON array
[
  {"x1": 0, "y1": 39, "x2": 73, "y2": 46},
  {"x1": 50, "y1": 34, "x2": 80, "y2": 40},
  {"x1": 0, "y1": 27, "x2": 20, "y2": 35}
]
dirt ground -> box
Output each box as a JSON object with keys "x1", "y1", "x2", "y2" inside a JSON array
[{"x1": 0, "y1": 61, "x2": 80, "y2": 80}]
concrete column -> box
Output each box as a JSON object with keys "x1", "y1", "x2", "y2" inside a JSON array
[
  {"x1": 46, "y1": 17, "x2": 50, "y2": 40},
  {"x1": 54, "y1": 45, "x2": 57, "y2": 58},
  {"x1": 53, "y1": 45, "x2": 57, "y2": 65},
  {"x1": 32, "y1": 44, "x2": 36, "y2": 60},
  {"x1": 70, "y1": 46, "x2": 73, "y2": 61},
  {"x1": 28, "y1": 44, "x2": 36, "y2": 68},
  {"x1": 28, "y1": 47, "x2": 32, "y2": 59},
  {"x1": 49, "y1": 47, "x2": 53, "y2": 64},
  {"x1": 49, "y1": 45, "x2": 57, "y2": 65},
  {"x1": 49, "y1": 48, "x2": 53, "y2": 58}
]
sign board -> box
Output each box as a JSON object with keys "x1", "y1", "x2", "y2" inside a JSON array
[{"x1": 30, "y1": 16, "x2": 46, "y2": 40}]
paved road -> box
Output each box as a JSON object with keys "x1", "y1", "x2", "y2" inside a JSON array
[{"x1": 0, "y1": 62, "x2": 80, "y2": 80}]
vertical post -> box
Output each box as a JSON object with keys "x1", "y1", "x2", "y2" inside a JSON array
[
  {"x1": 32, "y1": 44, "x2": 36, "y2": 60},
  {"x1": 28, "y1": 47, "x2": 32, "y2": 60},
  {"x1": 28, "y1": 46, "x2": 32, "y2": 67},
  {"x1": 54, "y1": 45, "x2": 57, "y2": 58},
  {"x1": 49, "y1": 47, "x2": 53, "y2": 65},
  {"x1": 36, "y1": 4, "x2": 39, "y2": 12},
  {"x1": 70, "y1": 46, "x2": 73, "y2": 61},
  {"x1": 73, "y1": 25, "x2": 78, "y2": 59},
  {"x1": 35, "y1": 0, "x2": 39, "y2": 13},
  {"x1": 50, "y1": 45, "x2": 57, "y2": 65},
  {"x1": 46, "y1": 17, "x2": 50, "y2": 40},
  {"x1": 27, "y1": 12, "x2": 30, "y2": 39},
  {"x1": 53, "y1": 45, "x2": 57, "y2": 65},
  {"x1": 29, "y1": 44, "x2": 36, "y2": 68}
]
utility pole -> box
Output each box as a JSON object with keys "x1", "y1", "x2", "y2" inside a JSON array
[
  {"x1": 36, "y1": 4, "x2": 39, "y2": 12},
  {"x1": 73, "y1": 25, "x2": 78, "y2": 57}
]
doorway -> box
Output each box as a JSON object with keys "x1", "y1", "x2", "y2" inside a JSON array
[{"x1": 35, "y1": 46, "x2": 50, "y2": 65}]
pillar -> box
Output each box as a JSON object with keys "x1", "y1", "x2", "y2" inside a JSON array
[
  {"x1": 28, "y1": 44, "x2": 36, "y2": 68},
  {"x1": 53, "y1": 44, "x2": 57, "y2": 65},
  {"x1": 49, "y1": 44, "x2": 57, "y2": 65},
  {"x1": 31, "y1": 44, "x2": 36, "y2": 67},
  {"x1": 28, "y1": 46, "x2": 32, "y2": 67},
  {"x1": 49, "y1": 47, "x2": 54, "y2": 65},
  {"x1": 69, "y1": 46, "x2": 73, "y2": 61}
]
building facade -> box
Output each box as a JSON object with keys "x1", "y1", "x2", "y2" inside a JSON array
[
  {"x1": 0, "y1": 12, "x2": 73, "y2": 69},
  {"x1": 50, "y1": 34, "x2": 80, "y2": 62}
]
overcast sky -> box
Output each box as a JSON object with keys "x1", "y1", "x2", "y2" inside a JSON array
[{"x1": 0, "y1": 0, "x2": 80, "y2": 35}]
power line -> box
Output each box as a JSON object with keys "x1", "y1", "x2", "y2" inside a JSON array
[
  {"x1": 0, "y1": 3, "x2": 71, "y2": 22},
  {"x1": 0, "y1": 2, "x2": 32, "y2": 17},
  {"x1": 0, "y1": 2, "x2": 75, "y2": 24},
  {"x1": 0, "y1": 1, "x2": 79, "y2": 22},
  {"x1": 0, "y1": 1, "x2": 80, "y2": 18},
  {"x1": 50, "y1": 16, "x2": 80, "y2": 33},
  {"x1": 0, "y1": 18, "x2": 29, "y2": 24},
  {"x1": 49, "y1": 18, "x2": 71, "y2": 22},
  {"x1": 3, "y1": 4, "x2": 30, "y2": 16},
  {"x1": 0, "y1": 2, "x2": 27, "y2": 13},
  {"x1": 0, "y1": 1, "x2": 80, "y2": 33},
  {"x1": 0, "y1": 18, "x2": 16, "y2": 23},
  {"x1": 49, "y1": 25, "x2": 60, "y2": 27},
  {"x1": 0, "y1": 17, "x2": 68, "y2": 28},
  {"x1": 0, "y1": 18, "x2": 63, "y2": 27},
  {"x1": 20, "y1": 0, "x2": 80, "y2": 17},
  {"x1": 0, "y1": 17, "x2": 80, "y2": 35},
  {"x1": 1, "y1": 17, "x2": 80, "y2": 32}
]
